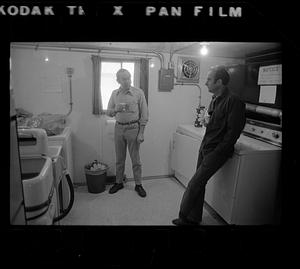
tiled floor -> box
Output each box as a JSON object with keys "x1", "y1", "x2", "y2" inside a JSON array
[{"x1": 60, "y1": 177, "x2": 226, "y2": 226}]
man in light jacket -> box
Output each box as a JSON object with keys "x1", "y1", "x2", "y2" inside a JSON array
[{"x1": 106, "y1": 68, "x2": 149, "y2": 197}]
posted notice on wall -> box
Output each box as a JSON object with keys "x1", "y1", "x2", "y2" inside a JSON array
[
  {"x1": 257, "y1": 64, "x2": 282, "y2": 85},
  {"x1": 259, "y1": 85, "x2": 277, "y2": 104}
]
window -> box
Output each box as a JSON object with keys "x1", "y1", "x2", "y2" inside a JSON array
[{"x1": 100, "y1": 60, "x2": 136, "y2": 110}]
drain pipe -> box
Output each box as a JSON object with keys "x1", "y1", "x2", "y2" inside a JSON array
[{"x1": 65, "y1": 67, "x2": 74, "y2": 117}]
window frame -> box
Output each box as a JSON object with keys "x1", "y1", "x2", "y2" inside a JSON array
[{"x1": 99, "y1": 57, "x2": 140, "y2": 112}]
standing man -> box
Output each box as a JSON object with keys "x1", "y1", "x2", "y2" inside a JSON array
[
  {"x1": 106, "y1": 68, "x2": 149, "y2": 197},
  {"x1": 172, "y1": 65, "x2": 246, "y2": 225}
]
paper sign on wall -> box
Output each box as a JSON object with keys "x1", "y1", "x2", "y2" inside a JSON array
[
  {"x1": 258, "y1": 64, "x2": 282, "y2": 85},
  {"x1": 259, "y1": 85, "x2": 277, "y2": 104}
]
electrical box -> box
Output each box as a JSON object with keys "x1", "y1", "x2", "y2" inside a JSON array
[{"x1": 158, "y1": 68, "x2": 174, "y2": 91}]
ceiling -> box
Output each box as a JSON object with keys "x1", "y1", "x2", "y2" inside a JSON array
[
  {"x1": 12, "y1": 42, "x2": 281, "y2": 58},
  {"x1": 55, "y1": 42, "x2": 281, "y2": 58}
]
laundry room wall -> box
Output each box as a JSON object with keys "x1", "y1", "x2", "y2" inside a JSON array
[
  {"x1": 11, "y1": 48, "x2": 102, "y2": 184},
  {"x1": 10, "y1": 47, "x2": 244, "y2": 184},
  {"x1": 136, "y1": 53, "x2": 244, "y2": 180}
]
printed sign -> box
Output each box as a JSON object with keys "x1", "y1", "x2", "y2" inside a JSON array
[
  {"x1": 259, "y1": 85, "x2": 277, "y2": 104},
  {"x1": 258, "y1": 64, "x2": 282, "y2": 85}
]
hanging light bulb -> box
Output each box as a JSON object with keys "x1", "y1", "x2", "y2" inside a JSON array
[{"x1": 200, "y1": 45, "x2": 208, "y2": 56}]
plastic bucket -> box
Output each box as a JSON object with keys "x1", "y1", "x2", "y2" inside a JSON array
[{"x1": 84, "y1": 167, "x2": 108, "y2": 194}]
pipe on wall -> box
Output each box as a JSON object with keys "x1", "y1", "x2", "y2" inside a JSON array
[
  {"x1": 65, "y1": 67, "x2": 74, "y2": 117},
  {"x1": 169, "y1": 42, "x2": 199, "y2": 68},
  {"x1": 10, "y1": 43, "x2": 165, "y2": 69},
  {"x1": 11, "y1": 43, "x2": 167, "y2": 122},
  {"x1": 174, "y1": 82, "x2": 202, "y2": 107}
]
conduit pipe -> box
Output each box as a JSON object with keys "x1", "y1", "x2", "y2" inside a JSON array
[
  {"x1": 174, "y1": 82, "x2": 202, "y2": 107},
  {"x1": 11, "y1": 43, "x2": 165, "y2": 69},
  {"x1": 171, "y1": 43, "x2": 203, "y2": 106},
  {"x1": 65, "y1": 67, "x2": 74, "y2": 117},
  {"x1": 169, "y1": 42, "x2": 199, "y2": 68}
]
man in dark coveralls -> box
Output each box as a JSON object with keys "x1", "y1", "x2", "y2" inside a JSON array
[{"x1": 172, "y1": 65, "x2": 246, "y2": 226}]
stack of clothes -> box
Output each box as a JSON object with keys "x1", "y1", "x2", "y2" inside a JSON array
[{"x1": 16, "y1": 108, "x2": 67, "y2": 136}]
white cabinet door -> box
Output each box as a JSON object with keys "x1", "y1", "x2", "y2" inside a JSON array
[{"x1": 171, "y1": 132, "x2": 201, "y2": 187}]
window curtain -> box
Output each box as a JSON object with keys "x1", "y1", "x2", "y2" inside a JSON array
[
  {"x1": 91, "y1": 55, "x2": 103, "y2": 115},
  {"x1": 139, "y1": 58, "x2": 149, "y2": 104}
]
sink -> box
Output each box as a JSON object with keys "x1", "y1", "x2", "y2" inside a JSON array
[
  {"x1": 48, "y1": 145, "x2": 62, "y2": 158},
  {"x1": 18, "y1": 128, "x2": 58, "y2": 215},
  {"x1": 48, "y1": 145, "x2": 65, "y2": 187},
  {"x1": 47, "y1": 126, "x2": 71, "y2": 142},
  {"x1": 21, "y1": 156, "x2": 54, "y2": 208}
]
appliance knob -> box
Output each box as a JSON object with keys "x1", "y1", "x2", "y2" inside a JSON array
[
  {"x1": 251, "y1": 127, "x2": 256, "y2": 132},
  {"x1": 272, "y1": 132, "x2": 279, "y2": 139}
]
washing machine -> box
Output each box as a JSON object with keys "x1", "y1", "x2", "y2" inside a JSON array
[
  {"x1": 171, "y1": 117, "x2": 282, "y2": 225},
  {"x1": 47, "y1": 126, "x2": 73, "y2": 181},
  {"x1": 47, "y1": 126, "x2": 74, "y2": 212},
  {"x1": 18, "y1": 128, "x2": 58, "y2": 225},
  {"x1": 48, "y1": 144, "x2": 74, "y2": 224}
]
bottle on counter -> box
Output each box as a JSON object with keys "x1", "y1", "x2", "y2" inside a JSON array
[{"x1": 194, "y1": 106, "x2": 205, "y2": 127}]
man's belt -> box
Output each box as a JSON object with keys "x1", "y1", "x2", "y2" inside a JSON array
[{"x1": 116, "y1": 120, "x2": 139, "y2": 125}]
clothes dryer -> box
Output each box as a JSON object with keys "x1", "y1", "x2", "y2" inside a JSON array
[{"x1": 171, "y1": 119, "x2": 282, "y2": 225}]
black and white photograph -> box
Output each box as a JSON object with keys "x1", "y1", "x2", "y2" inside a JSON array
[
  {"x1": 5, "y1": 0, "x2": 299, "y2": 266},
  {"x1": 10, "y1": 41, "x2": 282, "y2": 226}
]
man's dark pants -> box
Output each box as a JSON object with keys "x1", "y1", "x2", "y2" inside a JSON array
[{"x1": 179, "y1": 148, "x2": 230, "y2": 222}]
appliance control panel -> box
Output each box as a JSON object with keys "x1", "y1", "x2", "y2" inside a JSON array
[{"x1": 243, "y1": 120, "x2": 282, "y2": 146}]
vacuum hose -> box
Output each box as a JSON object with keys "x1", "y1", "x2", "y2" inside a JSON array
[{"x1": 53, "y1": 172, "x2": 74, "y2": 223}]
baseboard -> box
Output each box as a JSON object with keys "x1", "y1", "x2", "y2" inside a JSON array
[
  {"x1": 172, "y1": 175, "x2": 187, "y2": 189},
  {"x1": 73, "y1": 182, "x2": 86, "y2": 187},
  {"x1": 203, "y1": 201, "x2": 228, "y2": 225},
  {"x1": 106, "y1": 174, "x2": 174, "y2": 185},
  {"x1": 141, "y1": 174, "x2": 174, "y2": 181},
  {"x1": 76, "y1": 175, "x2": 175, "y2": 186},
  {"x1": 106, "y1": 175, "x2": 116, "y2": 184},
  {"x1": 74, "y1": 174, "x2": 174, "y2": 187}
]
